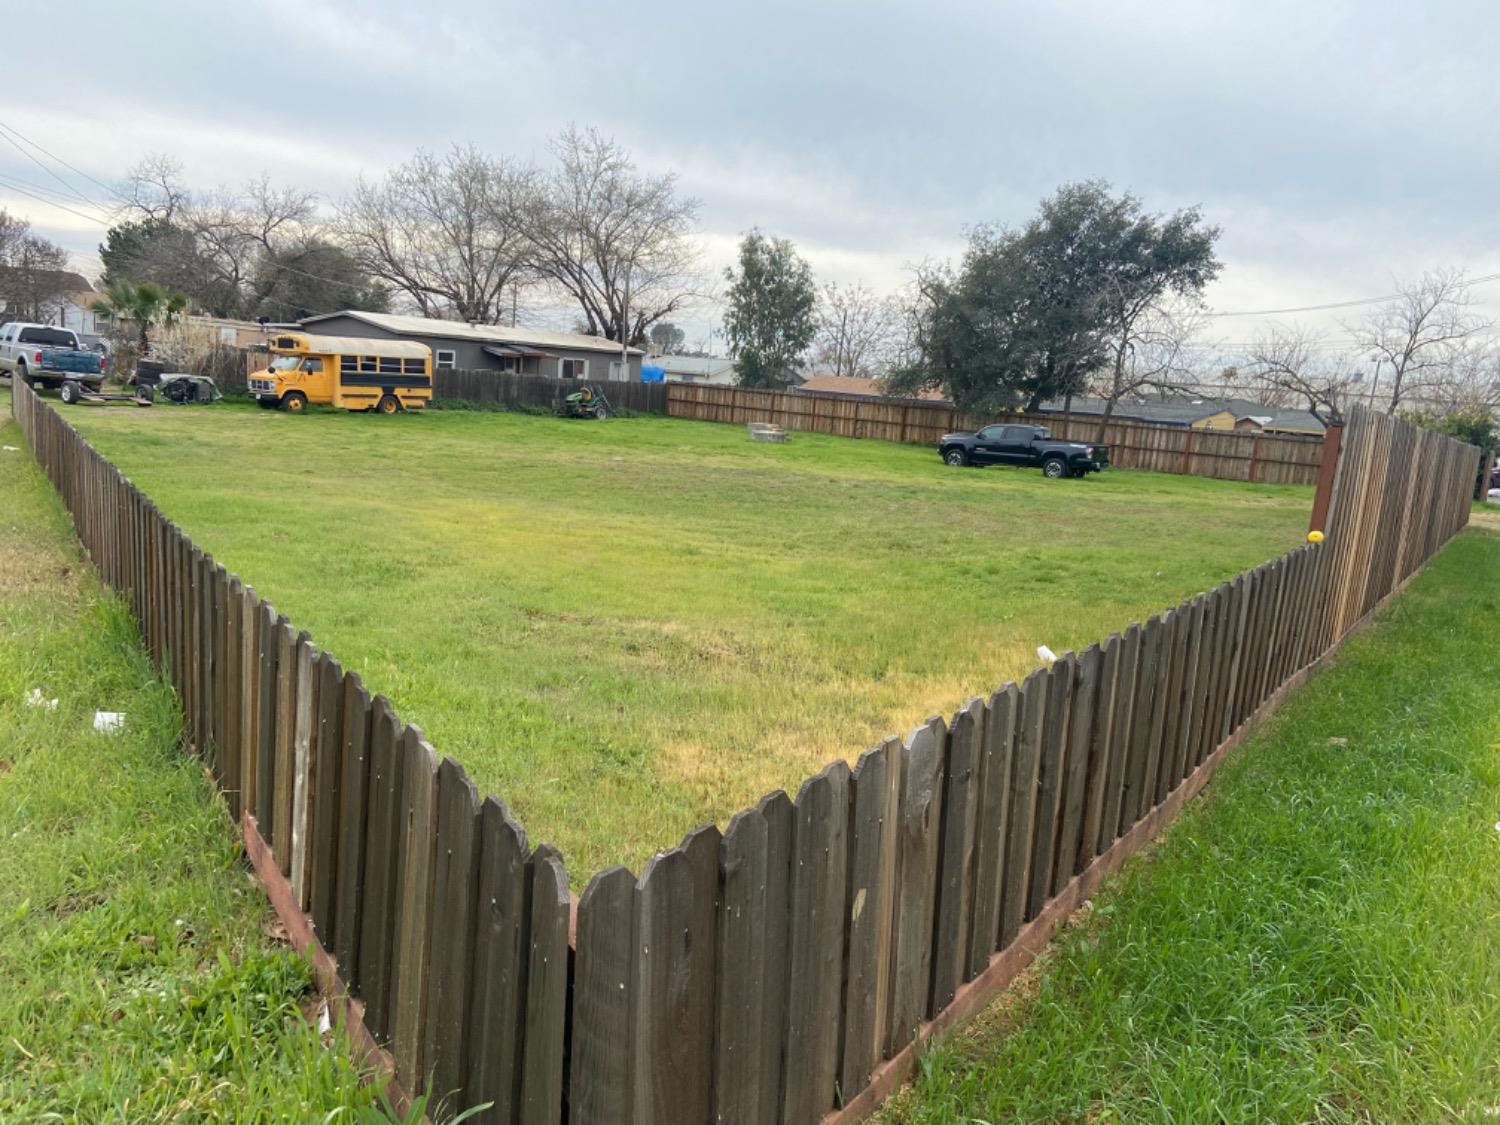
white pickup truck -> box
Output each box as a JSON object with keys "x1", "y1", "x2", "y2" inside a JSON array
[{"x1": 0, "y1": 322, "x2": 107, "y2": 389}]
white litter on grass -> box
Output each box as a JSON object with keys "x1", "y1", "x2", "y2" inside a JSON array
[
  {"x1": 1494, "y1": 820, "x2": 1500, "y2": 834},
  {"x1": 2, "y1": 445, "x2": 18, "y2": 452},
  {"x1": 93, "y1": 711, "x2": 125, "y2": 734},
  {"x1": 1037, "y1": 645, "x2": 1059, "y2": 664},
  {"x1": 316, "y1": 1000, "x2": 331, "y2": 1037},
  {"x1": 24, "y1": 688, "x2": 58, "y2": 711}
]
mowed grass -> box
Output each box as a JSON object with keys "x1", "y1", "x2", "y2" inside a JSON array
[
  {"x1": 0, "y1": 399, "x2": 377, "y2": 1121},
  {"x1": 879, "y1": 529, "x2": 1500, "y2": 1125},
  {"x1": 65, "y1": 397, "x2": 1310, "y2": 874}
]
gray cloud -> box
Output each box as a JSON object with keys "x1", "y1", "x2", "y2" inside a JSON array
[{"x1": 4, "y1": 0, "x2": 1497, "y2": 345}]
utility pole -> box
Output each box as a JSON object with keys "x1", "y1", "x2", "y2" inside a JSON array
[{"x1": 619, "y1": 266, "x2": 630, "y2": 383}]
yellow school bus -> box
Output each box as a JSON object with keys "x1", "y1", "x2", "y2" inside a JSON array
[{"x1": 247, "y1": 332, "x2": 433, "y2": 414}]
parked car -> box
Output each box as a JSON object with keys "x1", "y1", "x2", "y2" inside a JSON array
[
  {"x1": 0, "y1": 322, "x2": 107, "y2": 389},
  {"x1": 939, "y1": 423, "x2": 1109, "y2": 478}
]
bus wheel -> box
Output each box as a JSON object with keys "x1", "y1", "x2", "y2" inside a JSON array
[
  {"x1": 281, "y1": 391, "x2": 308, "y2": 413},
  {"x1": 376, "y1": 395, "x2": 400, "y2": 415}
]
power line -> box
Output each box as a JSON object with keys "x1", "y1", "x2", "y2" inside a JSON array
[
  {"x1": 0, "y1": 168, "x2": 113, "y2": 221},
  {"x1": 0, "y1": 173, "x2": 113, "y2": 227},
  {"x1": 0, "y1": 118, "x2": 124, "y2": 205},
  {"x1": 1206, "y1": 271, "x2": 1500, "y2": 318}
]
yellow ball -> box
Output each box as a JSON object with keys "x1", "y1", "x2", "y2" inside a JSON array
[{"x1": 1307, "y1": 529, "x2": 1325, "y2": 544}]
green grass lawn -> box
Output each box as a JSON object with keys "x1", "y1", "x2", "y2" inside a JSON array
[
  {"x1": 0, "y1": 400, "x2": 379, "y2": 1121},
  {"x1": 879, "y1": 528, "x2": 1500, "y2": 1124},
  {"x1": 62, "y1": 397, "x2": 1310, "y2": 874}
]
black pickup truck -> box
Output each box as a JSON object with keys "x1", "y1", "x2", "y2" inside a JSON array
[{"x1": 939, "y1": 423, "x2": 1109, "y2": 478}]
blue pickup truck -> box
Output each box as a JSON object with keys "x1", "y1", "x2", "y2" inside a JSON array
[{"x1": 0, "y1": 322, "x2": 107, "y2": 390}]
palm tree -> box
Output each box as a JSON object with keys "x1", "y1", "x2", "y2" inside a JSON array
[{"x1": 90, "y1": 280, "x2": 188, "y2": 354}]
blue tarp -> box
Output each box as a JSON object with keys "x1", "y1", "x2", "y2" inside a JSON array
[{"x1": 641, "y1": 364, "x2": 665, "y2": 383}]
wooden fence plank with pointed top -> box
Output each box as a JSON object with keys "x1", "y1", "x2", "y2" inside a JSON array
[
  {"x1": 840, "y1": 747, "x2": 890, "y2": 1101},
  {"x1": 466, "y1": 797, "x2": 531, "y2": 1123},
  {"x1": 422, "y1": 757, "x2": 480, "y2": 1110},
  {"x1": 358, "y1": 697, "x2": 404, "y2": 1042},
  {"x1": 1079, "y1": 636, "x2": 1119, "y2": 869},
  {"x1": 757, "y1": 791, "x2": 794, "y2": 1125},
  {"x1": 572, "y1": 865, "x2": 638, "y2": 1125},
  {"x1": 930, "y1": 699, "x2": 983, "y2": 1012},
  {"x1": 966, "y1": 685, "x2": 1016, "y2": 978},
  {"x1": 291, "y1": 638, "x2": 318, "y2": 910},
  {"x1": 333, "y1": 672, "x2": 370, "y2": 981},
  {"x1": 392, "y1": 728, "x2": 439, "y2": 1093},
  {"x1": 1054, "y1": 644, "x2": 1100, "y2": 894},
  {"x1": 1099, "y1": 625, "x2": 1139, "y2": 852},
  {"x1": 884, "y1": 718, "x2": 945, "y2": 1051},
  {"x1": 310, "y1": 654, "x2": 343, "y2": 942},
  {"x1": 1026, "y1": 656, "x2": 1073, "y2": 920},
  {"x1": 716, "y1": 808, "x2": 770, "y2": 1124},
  {"x1": 1121, "y1": 614, "x2": 1164, "y2": 830},
  {"x1": 782, "y1": 764, "x2": 850, "y2": 1123},
  {"x1": 635, "y1": 826, "x2": 719, "y2": 1125},
  {"x1": 1000, "y1": 669, "x2": 1046, "y2": 947},
  {"x1": 520, "y1": 846, "x2": 570, "y2": 1125}
]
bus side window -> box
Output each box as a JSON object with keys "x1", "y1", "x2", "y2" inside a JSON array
[
  {"x1": 360, "y1": 356, "x2": 377, "y2": 372},
  {"x1": 304, "y1": 358, "x2": 323, "y2": 373},
  {"x1": 340, "y1": 355, "x2": 357, "y2": 373}
]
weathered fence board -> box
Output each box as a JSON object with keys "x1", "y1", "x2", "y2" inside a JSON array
[{"x1": 10, "y1": 385, "x2": 1478, "y2": 1125}]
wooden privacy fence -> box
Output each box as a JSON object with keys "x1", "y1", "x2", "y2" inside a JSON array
[
  {"x1": 9, "y1": 383, "x2": 1478, "y2": 1125},
  {"x1": 666, "y1": 383, "x2": 1326, "y2": 485},
  {"x1": 189, "y1": 348, "x2": 671, "y2": 414},
  {"x1": 433, "y1": 368, "x2": 668, "y2": 413}
]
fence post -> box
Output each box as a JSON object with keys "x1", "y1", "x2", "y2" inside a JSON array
[{"x1": 1309, "y1": 424, "x2": 1344, "y2": 534}]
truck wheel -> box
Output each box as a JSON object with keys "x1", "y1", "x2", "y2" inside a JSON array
[
  {"x1": 376, "y1": 395, "x2": 400, "y2": 414},
  {"x1": 59, "y1": 380, "x2": 81, "y2": 405},
  {"x1": 943, "y1": 447, "x2": 968, "y2": 467},
  {"x1": 281, "y1": 391, "x2": 309, "y2": 413},
  {"x1": 1042, "y1": 456, "x2": 1067, "y2": 479}
]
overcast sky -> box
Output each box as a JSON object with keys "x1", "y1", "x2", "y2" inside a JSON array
[{"x1": 3, "y1": 0, "x2": 1497, "y2": 356}]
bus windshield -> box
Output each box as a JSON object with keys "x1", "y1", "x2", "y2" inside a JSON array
[{"x1": 269, "y1": 355, "x2": 303, "y2": 371}]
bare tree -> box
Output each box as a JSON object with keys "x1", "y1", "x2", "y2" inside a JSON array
[
  {"x1": 1087, "y1": 295, "x2": 1203, "y2": 441},
  {"x1": 0, "y1": 210, "x2": 73, "y2": 323},
  {"x1": 120, "y1": 154, "x2": 189, "y2": 224},
  {"x1": 812, "y1": 281, "x2": 902, "y2": 377},
  {"x1": 336, "y1": 146, "x2": 535, "y2": 324},
  {"x1": 1244, "y1": 325, "x2": 1357, "y2": 426},
  {"x1": 521, "y1": 126, "x2": 701, "y2": 344},
  {"x1": 1347, "y1": 269, "x2": 1491, "y2": 413}
]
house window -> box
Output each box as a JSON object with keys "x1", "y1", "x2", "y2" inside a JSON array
[
  {"x1": 436, "y1": 349, "x2": 457, "y2": 370},
  {"x1": 561, "y1": 357, "x2": 588, "y2": 380}
]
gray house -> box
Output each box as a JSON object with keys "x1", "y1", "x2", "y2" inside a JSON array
[{"x1": 298, "y1": 310, "x2": 645, "y2": 381}]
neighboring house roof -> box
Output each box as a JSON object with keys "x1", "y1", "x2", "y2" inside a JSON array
[
  {"x1": 656, "y1": 354, "x2": 737, "y2": 379},
  {"x1": 1033, "y1": 396, "x2": 1228, "y2": 427},
  {"x1": 1215, "y1": 398, "x2": 1326, "y2": 434},
  {"x1": 795, "y1": 373, "x2": 950, "y2": 403},
  {"x1": 299, "y1": 310, "x2": 644, "y2": 356},
  {"x1": 64, "y1": 290, "x2": 101, "y2": 308}
]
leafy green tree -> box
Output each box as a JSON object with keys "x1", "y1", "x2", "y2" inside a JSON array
[
  {"x1": 888, "y1": 181, "x2": 1220, "y2": 416},
  {"x1": 251, "y1": 241, "x2": 390, "y2": 321},
  {"x1": 723, "y1": 231, "x2": 817, "y2": 389},
  {"x1": 649, "y1": 320, "x2": 686, "y2": 354},
  {"x1": 90, "y1": 280, "x2": 188, "y2": 353}
]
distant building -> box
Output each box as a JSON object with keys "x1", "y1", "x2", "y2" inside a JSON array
[
  {"x1": 1033, "y1": 396, "x2": 1326, "y2": 435},
  {"x1": 298, "y1": 310, "x2": 644, "y2": 381},
  {"x1": 793, "y1": 373, "x2": 949, "y2": 402},
  {"x1": 654, "y1": 354, "x2": 739, "y2": 385}
]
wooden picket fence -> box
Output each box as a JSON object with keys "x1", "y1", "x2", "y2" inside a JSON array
[
  {"x1": 665, "y1": 384, "x2": 1326, "y2": 485},
  {"x1": 9, "y1": 382, "x2": 1478, "y2": 1125}
]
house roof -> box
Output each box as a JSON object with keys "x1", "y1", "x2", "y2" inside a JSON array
[
  {"x1": 1215, "y1": 398, "x2": 1327, "y2": 434},
  {"x1": 1033, "y1": 395, "x2": 1327, "y2": 433},
  {"x1": 795, "y1": 373, "x2": 950, "y2": 402},
  {"x1": 655, "y1": 354, "x2": 737, "y2": 378},
  {"x1": 299, "y1": 310, "x2": 644, "y2": 356}
]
